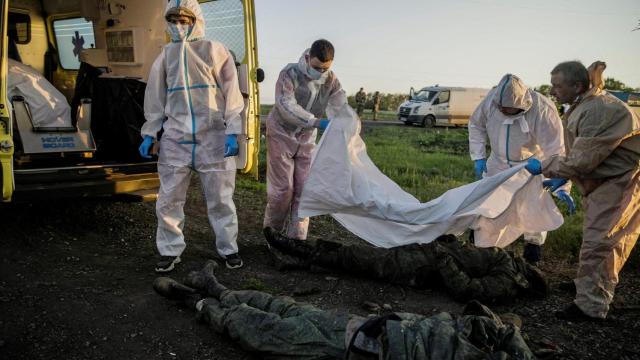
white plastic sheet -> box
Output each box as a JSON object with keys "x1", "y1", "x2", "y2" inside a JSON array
[
  {"x1": 298, "y1": 105, "x2": 564, "y2": 248},
  {"x1": 7, "y1": 59, "x2": 72, "y2": 129}
]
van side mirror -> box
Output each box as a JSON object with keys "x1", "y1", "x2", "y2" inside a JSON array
[{"x1": 256, "y1": 68, "x2": 265, "y2": 83}]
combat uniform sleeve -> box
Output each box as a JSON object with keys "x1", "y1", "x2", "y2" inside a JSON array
[
  {"x1": 213, "y1": 44, "x2": 244, "y2": 135},
  {"x1": 542, "y1": 103, "x2": 636, "y2": 179},
  {"x1": 274, "y1": 69, "x2": 319, "y2": 129},
  {"x1": 141, "y1": 50, "x2": 167, "y2": 138},
  {"x1": 468, "y1": 99, "x2": 489, "y2": 161}
]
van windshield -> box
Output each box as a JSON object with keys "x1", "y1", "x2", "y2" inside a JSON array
[{"x1": 412, "y1": 90, "x2": 437, "y2": 102}]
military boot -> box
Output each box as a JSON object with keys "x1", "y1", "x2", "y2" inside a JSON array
[
  {"x1": 263, "y1": 227, "x2": 316, "y2": 259},
  {"x1": 153, "y1": 277, "x2": 198, "y2": 300},
  {"x1": 185, "y1": 260, "x2": 228, "y2": 299}
]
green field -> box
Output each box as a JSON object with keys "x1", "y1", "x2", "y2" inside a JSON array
[{"x1": 239, "y1": 125, "x2": 636, "y2": 264}]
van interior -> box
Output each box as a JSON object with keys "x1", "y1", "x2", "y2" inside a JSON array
[{"x1": 5, "y1": 0, "x2": 256, "y2": 200}]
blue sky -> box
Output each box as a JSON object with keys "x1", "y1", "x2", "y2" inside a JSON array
[{"x1": 254, "y1": 0, "x2": 640, "y2": 103}]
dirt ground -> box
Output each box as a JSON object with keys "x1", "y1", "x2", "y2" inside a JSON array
[{"x1": 1, "y1": 179, "x2": 639, "y2": 360}]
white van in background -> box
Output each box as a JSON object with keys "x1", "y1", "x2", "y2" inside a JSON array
[{"x1": 397, "y1": 86, "x2": 489, "y2": 127}]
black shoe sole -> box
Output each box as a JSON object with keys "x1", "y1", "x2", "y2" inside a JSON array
[
  {"x1": 155, "y1": 256, "x2": 182, "y2": 273},
  {"x1": 225, "y1": 260, "x2": 243, "y2": 269}
]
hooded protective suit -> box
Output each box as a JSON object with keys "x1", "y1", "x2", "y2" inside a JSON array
[
  {"x1": 263, "y1": 50, "x2": 347, "y2": 240},
  {"x1": 542, "y1": 82, "x2": 640, "y2": 319},
  {"x1": 469, "y1": 74, "x2": 566, "y2": 245},
  {"x1": 141, "y1": 0, "x2": 244, "y2": 257}
]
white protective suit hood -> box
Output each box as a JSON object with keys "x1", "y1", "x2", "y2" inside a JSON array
[
  {"x1": 165, "y1": 0, "x2": 205, "y2": 41},
  {"x1": 492, "y1": 74, "x2": 533, "y2": 112}
]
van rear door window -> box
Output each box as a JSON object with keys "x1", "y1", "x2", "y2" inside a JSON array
[
  {"x1": 201, "y1": 0, "x2": 246, "y2": 64},
  {"x1": 53, "y1": 17, "x2": 96, "y2": 70}
]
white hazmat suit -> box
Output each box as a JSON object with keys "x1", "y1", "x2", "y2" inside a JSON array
[
  {"x1": 141, "y1": 0, "x2": 244, "y2": 258},
  {"x1": 263, "y1": 50, "x2": 347, "y2": 240},
  {"x1": 468, "y1": 74, "x2": 566, "y2": 245}
]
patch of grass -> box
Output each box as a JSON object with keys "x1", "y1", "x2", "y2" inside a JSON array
[
  {"x1": 261, "y1": 104, "x2": 273, "y2": 115},
  {"x1": 237, "y1": 175, "x2": 266, "y2": 192}
]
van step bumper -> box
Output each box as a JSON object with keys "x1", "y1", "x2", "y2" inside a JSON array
[{"x1": 12, "y1": 163, "x2": 159, "y2": 202}]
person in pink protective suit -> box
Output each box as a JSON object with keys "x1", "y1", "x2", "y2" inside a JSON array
[{"x1": 263, "y1": 39, "x2": 347, "y2": 240}]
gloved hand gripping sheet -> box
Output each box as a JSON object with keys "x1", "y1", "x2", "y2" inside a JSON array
[{"x1": 298, "y1": 105, "x2": 564, "y2": 248}]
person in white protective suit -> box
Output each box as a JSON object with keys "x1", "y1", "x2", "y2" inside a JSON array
[
  {"x1": 139, "y1": 0, "x2": 245, "y2": 272},
  {"x1": 468, "y1": 74, "x2": 576, "y2": 263},
  {"x1": 526, "y1": 61, "x2": 640, "y2": 321},
  {"x1": 263, "y1": 40, "x2": 347, "y2": 240}
]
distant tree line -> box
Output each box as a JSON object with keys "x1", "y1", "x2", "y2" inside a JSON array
[{"x1": 347, "y1": 92, "x2": 408, "y2": 112}]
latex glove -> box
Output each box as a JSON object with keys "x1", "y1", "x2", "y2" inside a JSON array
[
  {"x1": 139, "y1": 135, "x2": 154, "y2": 159},
  {"x1": 317, "y1": 118, "x2": 330, "y2": 130},
  {"x1": 474, "y1": 159, "x2": 487, "y2": 179},
  {"x1": 556, "y1": 190, "x2": 576, "y2": 215},
  {"x1": 525, "y1": 158, "x2": 542, "y2": 175},
  {"x1": 224, "y1": 134, "x2": 239, "y2": 157},
  {"x1": 543, "y1": 178, "x2": 568, "y2": 192}
]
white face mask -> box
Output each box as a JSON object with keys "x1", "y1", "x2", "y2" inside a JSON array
[
  {"x1": 307, "y1": 66, "x2": 323, "y2": 80},
  {"x1": 168, "y1": 23, "x2": 191, "y2": 41},
  {"x1": 305, "y1": 58, "x2": 328, "y2": 80}
]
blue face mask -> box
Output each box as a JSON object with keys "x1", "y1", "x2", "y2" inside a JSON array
[{"x1": 168, "y1": 23, "x2": 191, "y2": 41}]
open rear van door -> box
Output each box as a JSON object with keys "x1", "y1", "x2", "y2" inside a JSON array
[
  {"x1": 199, "y1": 0, "x2": 260, "y2": 178},
  {"x1": 0, "y1": 0, "x2": 15, "y2": 201}
]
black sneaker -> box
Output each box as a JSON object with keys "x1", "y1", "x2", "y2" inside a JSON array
[
  {"x1": 155, "y1": 256, "x2": 181, "y2": 273},
  {"x1": 555, "y1": 303, "x2": 602, "y2": 322},
  {"x1": 225, "y1": 253, "x2": 243, "y2": 269}
]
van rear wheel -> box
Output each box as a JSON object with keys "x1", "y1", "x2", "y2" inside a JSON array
[{"x1": 423, "y1": 115, "x2": 436, "y2": 128}]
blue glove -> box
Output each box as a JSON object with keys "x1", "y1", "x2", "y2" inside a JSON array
[
  {"x1": 525, "y1": 158, "x2": 542, "y2": 175},
  {"x1": 317, "y1": 118, "x2": 330, "y2": 130},
  {"x1": 543, "y1": 178, "x2": 568, "y2": 192},
  {"x1": 474, "y1": 159, "x2": 487, "y2": 179},
  {"x1": 224, "y1": 134, "x2": 239, "y2": 157},
  {"x1": 138, "y1": 135, "x2": 154, "y2": 159},
  {"x1": 556, "y1": 190, "x2": 576, "y2": 215}
]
